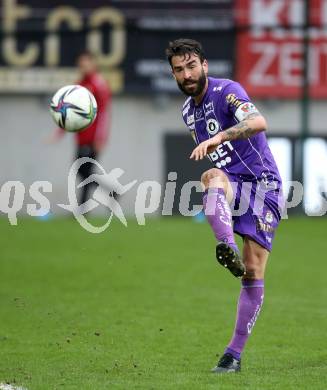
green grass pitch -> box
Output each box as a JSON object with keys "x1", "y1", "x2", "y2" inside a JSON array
[{"x1": 0, "y1": 216, "x2": 326, "y2": 389}]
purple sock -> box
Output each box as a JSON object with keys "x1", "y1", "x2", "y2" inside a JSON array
[
  {"x1": 225, "y1": 279, "x2": 265, "y2": 360},
  {"x1": 203, "y1": 188, "x2": 238, "y2": 252}
]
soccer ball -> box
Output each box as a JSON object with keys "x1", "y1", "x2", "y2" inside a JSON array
[{"x1": 50, "y1": 85, "x2": 97, "y2": 132}]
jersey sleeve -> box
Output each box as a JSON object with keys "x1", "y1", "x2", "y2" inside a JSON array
[{"x1": 221, "y1": 81, "x2": 260, "y2": 122}]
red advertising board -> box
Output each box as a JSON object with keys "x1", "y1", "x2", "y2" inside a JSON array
[{"x1": 235, "y1": 0, "x2": 327, "y2": 98}]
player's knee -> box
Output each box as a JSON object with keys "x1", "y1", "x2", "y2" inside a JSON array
[
  {"x1": 243, "y1": 257, "x2": 266, "y2": 279},
  {"x1": 201, "y1": 168, "x2": 227, "y2": 190},
  {"x1": 243, "y1": 266, "x2": 261, "y2": 280},
  {"x1": 243, "y1": 238, "x2": 269, "y2": 279}
]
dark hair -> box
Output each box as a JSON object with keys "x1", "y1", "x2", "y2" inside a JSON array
[{"x1": 166, "y1": 38, "x2": 205, "y2": 67}]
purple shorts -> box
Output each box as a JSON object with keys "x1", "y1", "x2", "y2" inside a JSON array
[{"x1": 226, "y1": 173, "x2": 284, "y2": 252}]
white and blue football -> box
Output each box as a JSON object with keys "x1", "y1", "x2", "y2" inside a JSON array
[{"x1": 50, "y1": 85, "x2": 97, "y2": 132}]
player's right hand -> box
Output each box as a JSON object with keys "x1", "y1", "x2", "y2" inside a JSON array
[{"x1": 190, "y1": 135, "x2": 222, "y2": 161}]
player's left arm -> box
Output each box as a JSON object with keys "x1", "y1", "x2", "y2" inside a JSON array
[
  {"x1": 190, "y1": 75, "x2": 269, "y2": 161},
  {"x1": 222, "y1": 111, "x2": 267, "y2": 141}
]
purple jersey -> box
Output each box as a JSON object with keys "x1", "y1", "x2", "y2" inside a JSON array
[{"x1": 182, "y1": 77, "x2": 282, "y2": 187}]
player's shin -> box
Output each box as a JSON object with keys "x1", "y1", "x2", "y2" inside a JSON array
[
  {"x1": 225, "y1": 279, "x2": 264, "y2": 360},
  {"x1": 203, "y1": 188, "x2": 238, "y2": 253}
]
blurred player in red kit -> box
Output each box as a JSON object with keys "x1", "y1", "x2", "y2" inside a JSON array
[{"x1": 50, "y1": 51, "x2": 111, "y2": 207}]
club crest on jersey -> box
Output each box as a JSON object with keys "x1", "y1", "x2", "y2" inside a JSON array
[
  {"x1": 265, "y1": 211, "x2": 274, "y2": 224},
  {"x1": 206, "y1": 118, "x2": 220, "y2": 135}
]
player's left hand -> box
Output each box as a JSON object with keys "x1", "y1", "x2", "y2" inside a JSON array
[{"x1": 190, "y1": 134, "x2": 222, "y2": 161}]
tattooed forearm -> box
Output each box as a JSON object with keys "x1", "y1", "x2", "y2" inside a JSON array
[
  {"x1": 224, "y1": 122, "x2": 257, "y2": 140},
  {"x1": 221, "y1": 112, "x2": 265, "y2": 141}
]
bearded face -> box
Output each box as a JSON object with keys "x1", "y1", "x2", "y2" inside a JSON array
[
  {"x1": 171, "y1": 53, "x2": 208, "y2": 99},
  {"x1": 176, "y1": 67, "x2": 207, "y2": 97}
]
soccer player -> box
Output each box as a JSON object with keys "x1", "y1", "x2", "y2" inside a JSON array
[{"x1": 166, "y1": 39, "x2": 283, "y2": 373}]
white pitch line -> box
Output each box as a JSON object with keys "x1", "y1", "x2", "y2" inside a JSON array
[{"x1": 0, "y1": 383, "x2": 28, "y2": 390}]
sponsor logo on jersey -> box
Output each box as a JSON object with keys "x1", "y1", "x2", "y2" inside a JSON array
[
  {"x1": 208, "y1": 141, "x2": 234, "y2": 168},
  {"x1": 204, "y1": 101, "x2": 214, "y2": 116},
  {"x1": 256, "y1": 217, "x2": 275, "y2": 233},
  {"x1": 226, "y1": 93, "x2": 243, "y2": 108},
  {"x1": 206, "y1": 118, "x2": 220, "y2": 135}
]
